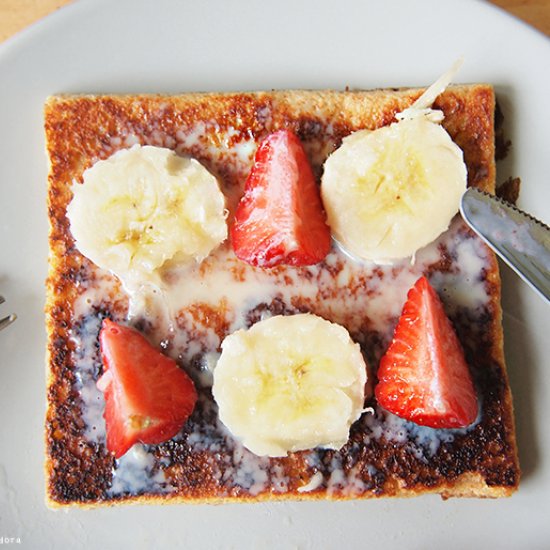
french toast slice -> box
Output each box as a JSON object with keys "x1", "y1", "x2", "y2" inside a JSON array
[{"x1": 44, "y1": 85, "x2": 519, "y2": 507}]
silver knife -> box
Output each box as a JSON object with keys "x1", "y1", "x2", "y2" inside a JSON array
[{"x1": 460, "y1": 187, "x2": 550, "y2": 304}]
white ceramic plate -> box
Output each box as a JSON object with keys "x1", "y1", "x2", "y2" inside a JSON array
[{"x1": 1, "y1": 0, "x2": 549, "y2": 548}]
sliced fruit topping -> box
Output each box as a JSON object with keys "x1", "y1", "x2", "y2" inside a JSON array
[
  {"x1": 97, "y1": 318, "x2": 198, "y2": 458},
  {"x1": 212, "y1": 313, "x2": 367, "y2": 457},
  {"x1": 231, "y1": 129, "x2": 331, "y2": 267},
  {"x1": 321, "y1": 119, "x2": 466, "y2": 264},
  {"x1": 321, "y1": 63, "x2": 467, "y2": 264},
  {"x1": 375, "y1": 276, "x2": 478, "y2": 429},
  {"x1": 67, "y1": 145, "x2": 227, "y2": 290}
]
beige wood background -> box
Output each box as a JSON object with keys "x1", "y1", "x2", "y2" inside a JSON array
[{"x1": 0, "y1": 0, "x2": 549, "y2": 43}]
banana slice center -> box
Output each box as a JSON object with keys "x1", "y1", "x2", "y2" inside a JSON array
[{"x1": 212, "y1": 314, "x2": 367, "y2": 457}]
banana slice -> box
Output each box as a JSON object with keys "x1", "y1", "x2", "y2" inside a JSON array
[
  {"x1": 67, "y1": 145, "x2": 227, "y2": 289},
  {"x1": 321, "y1": 66, "x2": 467, "y2": 264},
  {"x1": 212, "y1": 314, "x2": 367, "y2": 457}
]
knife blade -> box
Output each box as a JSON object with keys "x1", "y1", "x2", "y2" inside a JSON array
[{"x1": 460, "y1": 187, "x2": 550, "y2": 304}]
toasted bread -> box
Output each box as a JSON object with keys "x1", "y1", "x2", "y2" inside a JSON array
[{"x1": 44, "y1": 85, "x2": 519, "y2": 507}]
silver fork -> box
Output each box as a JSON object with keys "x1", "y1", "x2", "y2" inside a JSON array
[{"x1": 0, "y1": 296, "x2": 16, "y2": 331}]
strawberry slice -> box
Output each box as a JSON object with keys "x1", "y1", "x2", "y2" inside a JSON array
[
  {"x1": 375, "y1": 276, "x2": 478, "y2": 429},
  {"x1": 97, "y1": 319, "x2": 197, "y2": 458},
  {"x1": 231, "y1": 129, "x2": 331, "y2": 267}
]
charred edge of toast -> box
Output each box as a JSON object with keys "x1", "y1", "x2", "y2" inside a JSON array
[{"x1": 44, "y1": 86, "x2": 519, "y2": 506}]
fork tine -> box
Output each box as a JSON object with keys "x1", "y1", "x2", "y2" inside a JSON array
[{"x1": 0, "y1": 314, "x2": 16, "y2": 331}]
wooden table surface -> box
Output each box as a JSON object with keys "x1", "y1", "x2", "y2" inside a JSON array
[{"x1": 0, "y1": 0, "x2": 549, "y2": 44}]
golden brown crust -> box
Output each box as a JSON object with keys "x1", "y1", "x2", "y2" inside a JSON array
[{"x1": 44, "y1": 85, "x2": 519, "y2": 507}]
